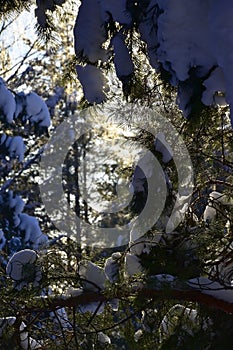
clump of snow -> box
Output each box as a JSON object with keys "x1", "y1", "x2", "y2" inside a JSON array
[
  {"x1": 104, "y1": 252, "x2": 121, "y2": 282},
  {"x1": 97, "y1": 332, "x2": 111, "y2": 345},
  {"x1": 157, "y1": 0, "x2": 216, "y2": 82},
  {"x1": 151, "y1": 274, "x2": 176, "y2": 284},
  {"x1": 78, "y1": 302, "x2": 106, "y2": 314},
  {"x1": 188, "y1": 276, "x2": 233, "y2": 304},
  {"x1": 6, "y1": 249, "x2": 42, "y2": 290},
  {"x1": 202, "y1": 67, "x2": 227, "y2": 106},
  {"x1": 9, "y1": 237, "x2": 22, "y2": 252},
  {"x1": 208, "y1": 0, "x2": 233, "y2": 127},
  {"x1": 6, "y1": 135, "x2": 26, "y2": 162},
  {"x1": 203, "y1": 204, "x2": 216, "y2": 224},
  {"x1": 112, "y1": 32, "x2": 134, "y2": 81},
  {"x1": 203, "y1": 190, "x2": 232, "y2": 224},
  {"x1": 7, "y1": 191, "x2": 25, "y2": 215},
  {"x1": 78, "y1": 260, "x2": 107, "y2": 291},
  {"x1": 76, "y1": 64, "x2": 109, "y2": 103},
  {"x1": 25, "y1": 92, "x2": 51, "y2": 128},
  {"x1": 74, "y1": 0, "x2": 107, "y2": 63},
  {"x1": 18, "y1": 213, "x2": 48, "y2": 249},
  {"x1": 52, "y1": 307, "x2": 71, "y2": 330},
  {"x1": 1, "y1": 134, "x2": 26, "y2": 162},
  {"x1": 14, "y1": 92, "x2": 26, "y2": 119},
  {"x1": 124, "y1": 252, "x2": 143, "y2": 276},
  {"x1": 134, "y1": 329, "x2": 143, "y2": 342},
  {"x1": 0, "y1": 78, "x2": 16, "y2": 123},
  {"x1": 14, "y1": 90, "x2": 51, "y2": 132},
  {"x1": 19, "y1": 320, "x2": 43, "y2": 349},
  {"x1": 209, "y1": 191, "x2": 233, "y2": 206}
]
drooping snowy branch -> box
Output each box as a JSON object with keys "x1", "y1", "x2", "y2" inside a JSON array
[
  {"x1": 74, "y1": 0, "x2": 107, "y2": 63},
  {"x1": 73, "y1": 0, "x2": 233, "y2": 126},
  {"x1": 76, "y1": 64, "x2": 109, "y2": 103}
]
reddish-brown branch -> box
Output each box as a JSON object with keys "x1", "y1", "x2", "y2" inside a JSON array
[
  {"x1": 22, "y1": 287, "x2": 233, "y2": 315},
  {"x1": 139, "y1": 288, "x2": 233, "y2": 314}
]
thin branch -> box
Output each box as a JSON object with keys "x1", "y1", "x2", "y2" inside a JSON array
[
  {"x1": 5, "y1": 39, "x2": 39, "y2": 83},
  {"x1": 0, "y1": 15, "x2": 19, "y2": 34}
]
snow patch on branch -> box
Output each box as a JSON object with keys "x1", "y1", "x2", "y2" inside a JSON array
[
  {"x1": 0, "y1": 78, "x2": 16, "y2": 123},
  {"x1": 74, "y1": 0, "x2": 107, "y2": 63},
  {"x1": 76, "y1": 64, "x2": 109, "y2": 103}
]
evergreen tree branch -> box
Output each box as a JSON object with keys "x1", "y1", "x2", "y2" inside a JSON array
[{"x1": 18, "y1": 283, "x2": 233, "y2": 317}]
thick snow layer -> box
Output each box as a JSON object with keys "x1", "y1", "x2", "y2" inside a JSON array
[
  {"x1": 76, "y1": 64, "x2": 109, "y2": 103},
  {"x1": 0, "y1": 78, "x2": 16, "y2": 123},
  {"x1": 203, "y1": 204, "x2": 216, "y2": 223},
  {"x1": 72, "y1": 1, "x2": 233, "y2": 124},
  {"x1": 18, "y1": 213, "x2": 48, "y2": 249},
  {"x1": 8, "y1": 136, "x2": 25, "y2": 162},
  {"x1": 155, "y1": 0, "x2": 233, "y2": 124},
  {"x1": 6, "y1": 249, "x2": 37, "y2": 281},
  {"x1": 6, "y1": 249, "x2": 42, "y2": 290},
  {"x1": 74, "y1": 0, "x2": 107, "y2": 63},
  {"x1": 2, "y1": 134, "x2": 25, "y2": 162},
  {"x1": 8, "y1": 192, "x2": 25, "y2": 215},
  {"x1": 99, "y1": 0, "x2": 132, "y2": 25},
  {"x1": 124, "y1": 252, "x2": 143, "y2": 276},
  {"x1": 202, "y1": 67, "x2": 227, "y2": 106},
  {"x1": 188, "y1": 276, "x2": 233, "y2": 304},
  {"x1": 157, "y1": 0, "x2": 216, "y2": 82},
  {"x1": 104, "y1": 252, "x2": 121, "y2": 282},
  {"x1": 209, "y1": 191, "x2": 233, "y2": 206},
  {"x1": 78, "y1": 260, "x2": 107, "y2": 291},
  {"x1": 112, "y1": 32, "x2": 134, "y2": 80},
  {"x1": 208, "y1": 0, "x2": 233, "y2": 126},
  {"x1": 97, "y1": 332, "x2": 111, "y2": 345},
  {"x1": 26, "y1": 92, "x2": 51, "y2": 127}
]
